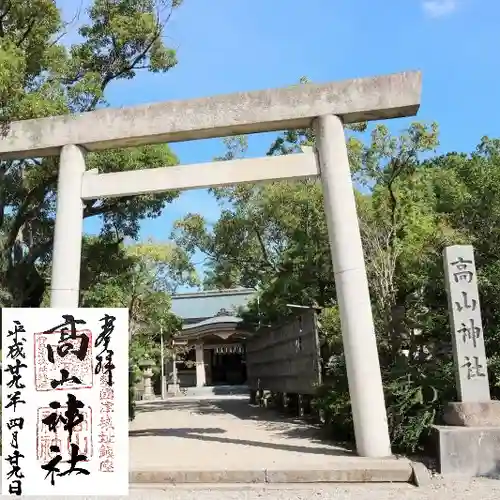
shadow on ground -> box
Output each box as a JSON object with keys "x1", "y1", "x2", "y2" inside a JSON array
[
  {"x1": 137, "y1": 398, "x2": 306, "y2": 426},
  {"x1": 132, "y1": 398, "x2": 354, "y2": 456},
  {"x1": 129, "y1": 425, "x2": 351, "y2": 456}
]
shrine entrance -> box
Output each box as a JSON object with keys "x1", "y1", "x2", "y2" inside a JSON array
[
  {"x1": 172, "y1": 343, "x2": 246, "y2": 388},
  {"x1": 210, "y1": 348, "x2": 246, "y2": 386},
  {"x1": 0, "y1": 70, "x2": 422, "y2": 458}
]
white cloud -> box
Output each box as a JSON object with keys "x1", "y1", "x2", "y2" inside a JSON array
[{"x1": 422, "y1": 0, "x2": 458, "y2": 18}]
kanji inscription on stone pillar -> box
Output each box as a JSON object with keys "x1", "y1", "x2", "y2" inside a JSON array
[{"x1": 443, "y1": 245, "x2": 490, "y2": 402}]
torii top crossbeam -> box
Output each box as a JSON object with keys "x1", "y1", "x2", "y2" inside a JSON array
[{"x1": 0, "y1": 71, "x2": 421, "y2": 160}]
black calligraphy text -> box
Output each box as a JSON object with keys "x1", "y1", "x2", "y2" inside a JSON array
[
  {"x1": 95, "y1": 314, "x2": 116, "y2": 387},
  {"x1": 4, "y1": 321, "x2": 27, "y2": 496},
  {"x1": 450, "y1": 256, "x2": 474, "y2": 283},
  {"x1": 44, "y1": 314, "x2": 89, "y2": 388}
]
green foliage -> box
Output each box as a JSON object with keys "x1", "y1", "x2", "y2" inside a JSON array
[
  {"x1": 0, "y1": 2, "x2": 189, "y2": 422},
  {"x1": 314, "y1": 355, "x2": 455, "y2": 454},
  {"x1": 80, "y1": 239, "x2": 190, "y2": 419},
  {"x1": 0, "y1": 0, "x2": 183, "y2": 306},
  {"x1": 172, "y1": 77, "x2": 500, "y2": 453},
  {"x1": 383, "y1": 361, "x2": 453, "y2": 453}
]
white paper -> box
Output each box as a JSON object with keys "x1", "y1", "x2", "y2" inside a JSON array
[{"x1": 2, "y1": 308, "x2": 129, "y2": 496}]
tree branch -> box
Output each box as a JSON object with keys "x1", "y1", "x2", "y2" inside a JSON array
[
  {"x1": 83, "y1": 196, "x2": 136, "y2": 218},
  {"x1": 252, "y1": 224, "x2": 278, "y2": 272},
  {"x1": 5, "y1": 163, "x2": 58, "y2": 266},
  {"x1": 17, "y1": 18, "x2": 36, "y2": 47},
  {"x1": 26, "y1": 239, "x2": 53, "y2": 265},
  {"x1": 0, "y1": 0, "x2": 12, "y2": 38},
  {"x1": 0, "y1": 163, "x2": 7, "y2": 227},
  {"x1": 88, "y1": 29, "x2": 162, "y2": 111},
  {"x1": 6, "y1": 174, "x2": 57, "y2": 249}
]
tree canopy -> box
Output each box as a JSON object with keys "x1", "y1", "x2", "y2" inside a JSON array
[{"x1": 0, "y1": 0, "x2": 185, "y2": 307}]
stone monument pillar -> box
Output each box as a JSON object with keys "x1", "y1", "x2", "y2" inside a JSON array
[{"x1": 436, "y1": 245, "x2": 500, "y2": 476}]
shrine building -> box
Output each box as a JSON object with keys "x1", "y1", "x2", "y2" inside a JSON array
[{"x1": 169, "y1": 288, "x2": 255, "y2": 388}]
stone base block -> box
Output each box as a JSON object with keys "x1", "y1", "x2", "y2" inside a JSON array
[
  {"x1": 167, "y1": 383, "x2": 180, "y2": 395},
  {"x1": 130, "y1": 459, "x2": 414, "y2": 484},
  {"x1": 443, "y1": 401, "x2": 500, "y2": 427},
  {"x1": 433, "y1": 425, "x2": 500, "y2": 477}
]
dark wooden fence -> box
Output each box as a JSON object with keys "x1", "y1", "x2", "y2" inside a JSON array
[{"x1": 245, "y1": 309, "x2": 322, "y2": 403}]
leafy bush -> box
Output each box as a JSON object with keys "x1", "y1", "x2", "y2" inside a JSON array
[
  {"x1": 313, "y1": 351, "x2": 457, "y2": 454},
  {"x1": 383, "y1": 360, "x2": 455, "y2": 453},
  {"x1": 313, "y1": 355, "x2": 354, "y2": 445}
]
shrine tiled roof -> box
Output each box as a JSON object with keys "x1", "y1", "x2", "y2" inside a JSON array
[
  {"x1": 170, "y1": 288, "x2": 255, "y2": 322},
  {"x1": 181, "y1": 315, "x2": 242, "y2": 331}
]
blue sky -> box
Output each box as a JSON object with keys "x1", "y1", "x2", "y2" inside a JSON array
[{"x1": 66, "y1": 0, "x2": 499, "y2": 287}]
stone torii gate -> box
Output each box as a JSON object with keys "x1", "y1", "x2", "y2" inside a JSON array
[{"x1": 0, "y1": 70, "x2": 421, "y2": 458}]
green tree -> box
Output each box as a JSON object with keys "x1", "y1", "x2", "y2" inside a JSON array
[
  {"x1": 423, "y1": 137, "x2": 500, "y2": 395},
  {"x1": 79, "y1": 238, "x2": 195, "y2": 418},
  {"x1": 173, "y1": 98, "x2": 489, "y2": 452},
  {"x1": 82, "y1": 239, "x2": 198, "y2": 333},
  {"x1": 0, "y1": 0, "x2": 183, "y2": 306}
]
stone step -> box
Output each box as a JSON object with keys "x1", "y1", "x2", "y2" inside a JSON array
[
  {"x1": 182, "y1": 385, "x2": 249, "y2": 397},
  {"x1": 130, "y1": 459, "x2": 417, "y2": 484}
]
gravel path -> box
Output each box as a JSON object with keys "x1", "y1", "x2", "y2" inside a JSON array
[
  {"x1": 133, "y1": 479, "x2": 500, "y2": 500},
  {"x1": 8, "y1": 478, "x2": 499, "y2": 499},
  {"x1": 130, "y1": 397, "x2": 352, "y2": 470}
]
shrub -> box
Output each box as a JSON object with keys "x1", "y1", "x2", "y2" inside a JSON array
[{"x1": 313, "y1": 355, "x2": 457, "y2": 454}]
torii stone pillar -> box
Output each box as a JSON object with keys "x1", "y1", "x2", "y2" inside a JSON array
[
  {"x1": 314, "y1": 114, "x2": 391, "y2": 457},
  {"x1": 50, "y1": 145, "x2": 86, "y2": 308}
]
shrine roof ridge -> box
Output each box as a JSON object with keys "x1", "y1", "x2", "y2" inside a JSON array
[
  {"x1": 0, "y1": 70, "x2": 421, "y2": 160},
  {"x1": 171, "y1": 288, "x2": 255, "y2": 321},
  {"x1": 172, "y1": 287, "x2": 255, "y2": 299},
  {"x1": 181, "y1": 315, "x2": 242, "y2": 330}
]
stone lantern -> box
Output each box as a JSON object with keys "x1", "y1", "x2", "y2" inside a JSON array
[{"x1": 138, "y1": 358, "x2": 156, "y2": 400}]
